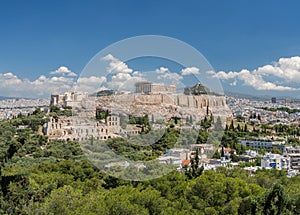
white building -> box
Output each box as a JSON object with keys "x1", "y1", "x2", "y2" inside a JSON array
[
  {"x1": 50, "y1": 92, "x2": 87, "y2": 107},
  {"x1": 261, "y1": 153, "x2": 290, "y2": 170},
  {"x1": 245, "y1": 150, "x2": 258, "y2": 157},
  {"x1": 190, "y1": 144, "x2": 215, "y2": 158},
  {"x1": 285, "y1": 146, "x2": 300, "y2": 170},
  {"x1": 158, "y1": 156, "x2": 182, "y2": 166},
  {"x1": 165, "y1": 148, "x2": 191, "y2": 160},
  {"x1": 238, "y1": 139, "x2": 286, "y2": 152}
]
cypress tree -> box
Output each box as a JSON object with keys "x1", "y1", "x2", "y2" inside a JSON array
[
  {"x1": 244, "y1": 124, "x2": 248, "y2": 132},
  {"x1": 229, "y1": 120, "x2": 235, "y2": 130}
]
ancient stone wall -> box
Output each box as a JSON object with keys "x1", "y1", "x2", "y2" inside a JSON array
[{"x1": 109, "y1": 94, "x2": 225, "y2": 108}]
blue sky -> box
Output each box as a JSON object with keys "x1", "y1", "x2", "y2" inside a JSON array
[{"x1": 1, "y1": 0, "x2": 300, "y2": 98}]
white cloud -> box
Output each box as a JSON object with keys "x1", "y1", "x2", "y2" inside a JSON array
[
  {"x1": 213, "y1": 56, "x2": 300, "y2": 91},
  {"x1": 214, "y1": 71, "x2": 239, "y2": 80},
  {"x1": 76, "y1": 76, "x2": 107, "y2": 93},
  {"x1": 252, "y1": 56, "x2": 300, "y2": 82},
  {"x1": 108, "y1": 73, "x2": 145, "y2": 90},
  {"x1": 132, "y1": 71, "x2": 142, "y2": 77},
  {"x1": 111, "y1": 73, "x2": 132, "y2": 82},
  {"x1": 0, "y1": 73, "x2": 22, "y2": 86},
  {"x1": 181, "y1": 67, "x2": 200, "y2": 75},
  {"x1": 4, "y1": 56, "x2": 299, "y2": 98},
  {"x1": 77, "y1": 76, "x2": 107, "y2": 84},
  {"x1": 206, "y1": 70, "x2": 216, "y2": 75},
  {"x1": 100, "y1": 54, "x2": 147, "y2": 91},
  {"x1": 0, "y1": 67, "x2": 77, "y2": 98},
  {"x1": 50, "y1": 66, "x2": 77, "y2": 77},
  {"x1": 155, "y1": 67, "x2": 169, "y2": 74},
  {"x1": 158, "y1": 73, "x2": 183, "y2": 82},
  {"x1": 102, "y1": 54, "x2": 133, "y2": 74}
]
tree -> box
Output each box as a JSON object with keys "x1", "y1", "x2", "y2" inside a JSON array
[
  {"x1": 238, "y1": 196, "x2": 260, "y2": 215},
  {"x1": 210, "y1": 114, "x2": 214, "y2": 123},
  {"x1": 229, "y1": 120, "x2": 235, "y2": 130},
  {"x1": 270, "y1": 147, "x2": 283, "y2": 155},
  {"x1": 263, "y1": 183, "x2": 289, "y2": 215},
  {"x1": 3, "y1": 110, "x2": 300, "y2": 214},
  {"x1": 185, "y1": 149, "x2": 204, "y2": 179},
  {"x1": 185, "y1": 116, "x2": 189, "y2": 125},
  {"x1": 237, "y1": 124, "x2": 241, "y2": 132},
  {"x1": 230, "y1": 153, "x2": 239, "y2": 162},
  {"x1": 214, "y1": 116, "x2": 223, "y2": 131},
  {"x1": 212, "y1": 150, "x2": 220, "y2": 159},
  {"x1": 220, "y1": 145, "x2": 225, "y2": 158},
  {"x1": 50, "y1": 105, "x2": 60, "y2": 113},
  {"x1": 201, "y1": 117, "x2": 211, "y2": 130},
  {"x1": 225, "y1": 124, "x2": 229, "y2": 131},
  {"x1": 236, "y1": 115, "x2": 244, "y2": 122},
  {"x1": 259, "y1": 147, "x2": 267, "y2": 155},
  {"x1": 257, "y1": 114, "x2": 261, "y2": 121},
  {"x1": 244, "y1": 124, "x2": 248, "y2": 132},
  {"x1": 174, "y1": 117, "x2": 178, "y2": 124}
]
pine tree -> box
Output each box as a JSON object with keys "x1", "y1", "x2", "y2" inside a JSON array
[{"x1": 263, "y1": 183, "x2": 288, "y2": 215}]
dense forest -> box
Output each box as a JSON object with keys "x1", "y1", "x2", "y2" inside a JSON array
[{"x1": 0, "y1": 110, "x2": 300, "y2": 214}]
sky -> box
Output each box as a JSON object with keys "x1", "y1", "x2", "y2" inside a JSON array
[{"x1": 1, "y1": 0, "x2": 300, "y2": 98}]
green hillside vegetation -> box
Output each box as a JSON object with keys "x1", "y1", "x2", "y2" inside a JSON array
[
  {"x1": 261, "y1": 106, "x2": 300, "y2": 114},
  {"x1": 0, "y1": 111, "x2": 300, "y2": 214},
  {"x1": 90, "y1": 89, "x2": 115, "y2": 97},
  {"x1": 184, "y1": 83, "x2": 222, "y2": 96}
]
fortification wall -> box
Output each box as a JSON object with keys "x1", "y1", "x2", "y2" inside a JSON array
[
  {"x1": 161, "y1": 94, "x2": 176, "y2": 105},
  {"x1": 134, "y1": 94, "x2": 163, "y2": 105},
  {"x1": 129, "y1": 94, "x2": 226, "y2": 109},
  {"x1": 95, "y1": 94, "x2": 225, "y2": 109}
]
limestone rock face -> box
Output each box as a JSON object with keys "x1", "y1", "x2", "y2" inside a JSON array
[
  {"x1": 45, "y1": 93, "x2": 232, "y2": 141},
  {"x1": 92, "y1": 93, "x2": 230, "y2": 122}
]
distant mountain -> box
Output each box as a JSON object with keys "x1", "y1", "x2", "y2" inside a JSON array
[
  {"x1": 0, "y1": 95, "x2": 36, "y2": 100},
  {"x1": 0, "y1": 96, "x2": 16, "y2": 100},
  {"x1": 224, "y1": 91, "x2": 298, "y2": 101}
]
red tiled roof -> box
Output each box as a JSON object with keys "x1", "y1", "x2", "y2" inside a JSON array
[
  {"x1": 218, "y1": 147, "x2": 236, "y2": 152},
  {"x1": 182, "y1": 160, "x2": 190, "y2": 165}
]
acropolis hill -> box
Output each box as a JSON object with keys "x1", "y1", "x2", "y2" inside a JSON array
[
  {"x1": 74, "y1": 82, "x2": 230, "y2": 121},
  {"x1": 93, "y1": 93, "x2": 227, "y2": 120},
  {"x1": 52, "y1": 82, "x2": 230, "y2": 120},
  {"x1": 46, "y1": 82, "x2": 231, "y2": 141}
]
